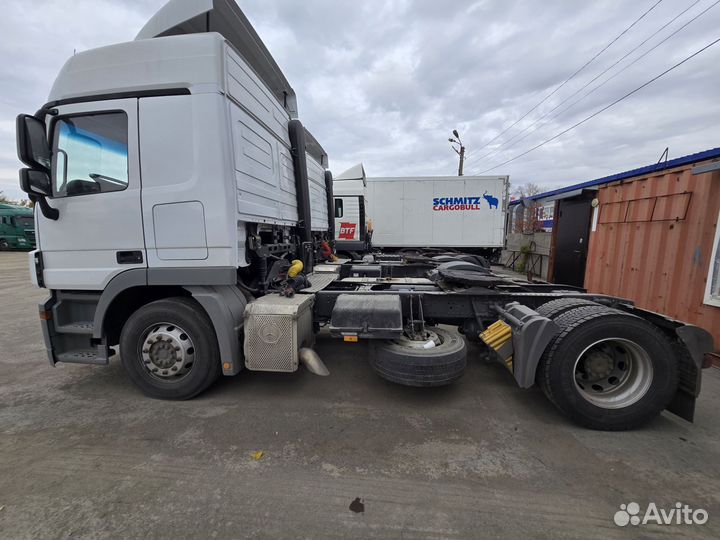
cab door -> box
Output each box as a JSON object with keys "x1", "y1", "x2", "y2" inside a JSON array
[
  {"x1": 334, "y1": 196, "x2": 362, "y2": 242},
  {"x1": 38, "y1": 98, "x2": 146, "y2": 290}
]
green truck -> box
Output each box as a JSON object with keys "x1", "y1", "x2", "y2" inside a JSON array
[{"x1": 0, "y1": 203, "x2": 35, "y2": 250}]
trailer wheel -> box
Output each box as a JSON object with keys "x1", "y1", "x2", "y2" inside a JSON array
[
  {"x1": 536, "y1": 297, "x2": 604, "y2": 319},
  {"x1": 538, "y1": 306, "x2": 676, "y2": 430},
  {"x1": 119, "y1": 297, "x2": 221, "y2": 400},
  {"x1": 370, "y1": 327, "x2": 467, "y2": 387}
]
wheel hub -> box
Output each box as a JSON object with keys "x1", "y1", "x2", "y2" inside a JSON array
[
  {"x1": 148, "y1": 340, "x2": 178, "y2": 369},
  {"x1": 573, "y1": 338, "x2": 653, "y2": 409},
  {"x1": 140, "y1": 323, "x2": 195, "y2": 380},
  {"x1": 394, "y1": 329, "x2": 442, "y2": 349},
  {"x1": 583, "y1": 350, "x2": 614, "y2": 379}
]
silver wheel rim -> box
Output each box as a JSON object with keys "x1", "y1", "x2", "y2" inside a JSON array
[
  {"x1": 393, "y1": 329, "x2": 442, "y2": 349},
  {"x1": 573, "y1": 338, "x2": 653, "y2": 409},
  {"x1": 139, "y1": 322, "x2": 195, "y2": 381}
]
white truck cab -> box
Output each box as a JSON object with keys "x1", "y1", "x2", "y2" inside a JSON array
[
  {"x1": 17, "y1": 0, "x2": 335, "y2": 398},
  {"x1": 332, "y1": 163, "x2": 369, "y2": 255}
]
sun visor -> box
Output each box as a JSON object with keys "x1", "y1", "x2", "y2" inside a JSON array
[{"x1": 136, "y1": 0, "x2": 297, "y2": 116}]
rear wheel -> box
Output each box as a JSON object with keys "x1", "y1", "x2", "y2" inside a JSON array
[
  {"x1": 370, "y1": 326, "x2": 467, "y2": 387},
  {"x1": 536, "y1": 297, "x2": 604, "y2": 320},
  {"x1": 119, "y1": 297, "x2": 221, "y2": 399},
  {"x1": 538, "y1": 306, "x2": 676, "y2": 430}
]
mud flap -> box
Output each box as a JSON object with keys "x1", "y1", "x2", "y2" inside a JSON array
[
  {"x1": 481, "y1": 302, "x2": 559, "y2": 388},
  {"x1": 668, "y1": 325, "x2": 714, "y2": 422}
]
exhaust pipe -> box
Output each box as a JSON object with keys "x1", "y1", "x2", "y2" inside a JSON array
[{"x1": 299, "y1": 348, "x2": 329, "y2": 376}]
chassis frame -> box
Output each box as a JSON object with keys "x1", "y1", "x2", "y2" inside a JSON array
[{"x1": 310, "y1": 258, "x2": 710, "y2": 423}]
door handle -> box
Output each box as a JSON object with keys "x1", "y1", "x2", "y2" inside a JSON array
[{"x1": 116, "y1": 250, "x2": 143, "y2": 264}]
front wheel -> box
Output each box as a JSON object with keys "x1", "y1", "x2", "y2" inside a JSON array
[
  {"x1": 0, "y1": 239, "x2": 9, "y2": 250},
  {"x1": 119, "y1": 297, "x2": 221, "y2": 399},
  {"x1": 538, "y1": 306, "x2": 676, "y2": 430}
]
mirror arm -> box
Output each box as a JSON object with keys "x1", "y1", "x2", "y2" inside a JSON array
[
  {"x1": 30, "y1": 194, "x2": 59, "y2": 221},
  {"x1": 34, "y1": 107, "x2": 58, "y2": 120}
]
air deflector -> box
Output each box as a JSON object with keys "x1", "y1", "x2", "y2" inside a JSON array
[{"x1": 136, "y1": 0, "x2": 297, "y2": 117}]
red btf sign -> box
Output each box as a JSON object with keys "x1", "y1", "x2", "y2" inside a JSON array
[{"x1": 338, "y1": 222, "x2": 357, "y2": 240}]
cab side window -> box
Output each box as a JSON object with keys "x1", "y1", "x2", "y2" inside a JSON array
[{"x1": 52, "y1": 112, "x2": 129, "y2": 198}]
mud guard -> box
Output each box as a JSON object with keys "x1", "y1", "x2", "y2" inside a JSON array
[
  {"x1": 669, "y1": 324, "x2": 714, "y2": 422},
  {"x1": 491, "y1": 302, "x2": 560, "y2": 389},
  {"x1": 184, "y1": 285, "x2": 247, "y2": 376}
]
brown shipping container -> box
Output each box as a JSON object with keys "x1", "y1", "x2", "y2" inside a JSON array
[{"x1": 585, "y1": 161, "x2": 720, "y2": 346}]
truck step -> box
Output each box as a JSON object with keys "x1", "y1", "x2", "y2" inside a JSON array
[
  {"x1": 55, "y1": 350, "x2": 108, "y2": 366},
  {"x1": 301, "y1": 273, "x2": 337, "y2": 293},
  {"x1": 54, "y1": 322, "x2": 94, "y2": 334}
]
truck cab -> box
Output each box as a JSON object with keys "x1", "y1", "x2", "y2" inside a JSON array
[
  {"x1": 0, "y1": 203, "x2": 35, "y2": 250},
  {"x1": 333, "y1": 163, "x2": 370, "y2": 257},
  {"x1": 16, "y1": 0, "x2": 334, "y2": 386}
]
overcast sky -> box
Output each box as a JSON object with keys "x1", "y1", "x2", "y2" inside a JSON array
[{"x1": 1, "y1": 0, "x2": 718, "y2": 201}]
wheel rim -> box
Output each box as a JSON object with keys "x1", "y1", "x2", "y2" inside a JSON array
[
  {"x1": 573, "y1": 338, "x2": 653, "y2": 409},
  {"x1": 392, "y1": 329, "x2": 442, "y2": 349},
  {"x1": 139, "y1": 322, "x2": 195, "y2": 381}
]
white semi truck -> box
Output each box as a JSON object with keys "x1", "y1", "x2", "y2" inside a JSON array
[
  {"x1": 333, "y1": 164, "x2": 508, "y2": 259},
  {"x1": 16, "y1": 0, "x2": 715, "y2": 430}
]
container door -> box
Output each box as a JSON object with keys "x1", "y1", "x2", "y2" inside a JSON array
[
  {"x1": 37, "y1": 98, "x2": 146, "y2": 290},
  {"x1": 553, "y1": 199, "x2": 592, "y2": 287}
]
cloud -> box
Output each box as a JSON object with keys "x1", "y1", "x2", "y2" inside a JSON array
[{"x1": 0, "y1": 0, "x2": 718, "y2": 201}]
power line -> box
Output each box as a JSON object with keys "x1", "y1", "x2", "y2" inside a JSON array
[
  {"x1": 469, "y1": 35, "x2": 720, "y2": 175},
  {"x1": 467, "y1": 0, "x2": 713, "y2": 167},
  {"x1": 468, "y1": 0, "x2": 665, "y2": 157}
]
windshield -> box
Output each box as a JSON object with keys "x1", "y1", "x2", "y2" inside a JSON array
[
  {"x1": 15, "y1": 216, "x2": 34, "y2": 229},
  {"x1": 52, "y1": 112, "x2": 128, "y2": 197}
]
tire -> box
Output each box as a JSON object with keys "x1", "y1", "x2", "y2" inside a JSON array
[
  {"x1": 536, "y1": 297, "x2": 603, "y2": 320},
  {"x1": 0, "y1": 239, "x2": 8, "y2": 250},
  {"x1": 370, "y1": 327, "x2": 467, "y2": 387},
  {"x1": 119, "y1": 297, "x2": 221, "y2": 400},
  {"x1": 538, "y1": 305, "x2": 677, "y2": 430}
]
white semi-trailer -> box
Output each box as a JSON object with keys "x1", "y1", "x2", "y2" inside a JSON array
[
  {"x1": 333, "y1": 164, "x2": 508, "y2": 259},
  {"x1": 16, "y1": 0, "x2": 715, "y2": 430}
]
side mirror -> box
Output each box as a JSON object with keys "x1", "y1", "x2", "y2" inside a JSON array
[
  {"x1": 16, "y1": 114, "x2": 51, "y2": 171},
  {"x1": 19, "y1": 168, "x2": 51, "y2": 197}
]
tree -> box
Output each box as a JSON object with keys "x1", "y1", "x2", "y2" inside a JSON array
[
  {"x1": 511, "y1": 181, "x2": 544, "y2": 201},
  {"x1": 509, "y1": 182, "x2": 546, "y2": 234},
  {"x1": 0, "y1": 191, "x2": 33, "y2": 207}
]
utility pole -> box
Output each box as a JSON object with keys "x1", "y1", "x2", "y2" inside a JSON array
[{"x1": 448, "y1": 129, "x2": 465, "y2": 176}]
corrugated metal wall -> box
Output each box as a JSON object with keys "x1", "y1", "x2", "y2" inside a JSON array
[{"x1": 585, "y1": 161, "x2": 720, "y2": 344}]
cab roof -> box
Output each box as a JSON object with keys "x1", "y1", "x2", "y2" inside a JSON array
[{"x1": 47, "y1": 0, "x2": 298, "y2": 117}]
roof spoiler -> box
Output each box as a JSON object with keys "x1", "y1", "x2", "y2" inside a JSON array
[
  {"x1": 136, "y1": 0, "x2": 298, "y2": 117},
  {"x1": 304, "y1": 128, "x2": 329, "y2": 169},
  {"x1": 335, "y1": 163, "x2": 367, "y2": 184}
]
